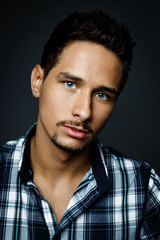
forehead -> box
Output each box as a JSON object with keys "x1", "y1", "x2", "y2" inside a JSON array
[{"x1": 54, "y1": 41, "x2": 123, "y2": 91}]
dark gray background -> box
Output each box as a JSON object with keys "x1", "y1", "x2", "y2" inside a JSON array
[{"x1": 0, "y1": 0, "x2": 160, "y2": 174}]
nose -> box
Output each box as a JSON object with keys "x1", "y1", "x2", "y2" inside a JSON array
[{"x1": 72, "y1": 91, "x2": 92, "y2": 122}]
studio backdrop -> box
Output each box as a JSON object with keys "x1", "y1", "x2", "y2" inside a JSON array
[{"x1": 0, "y1": 0, "x2": 160, "y2": 174}]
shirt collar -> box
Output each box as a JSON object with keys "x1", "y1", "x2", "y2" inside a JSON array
[
  {"x1": 19, "y1": 123, "x2": 36, "y2": 184},
  {"x1": 91, "y1": 140, "x2": 109, "y2": 194},
  {"x1": 19, "y1": 124, "x2": 109, "y2": 194}
]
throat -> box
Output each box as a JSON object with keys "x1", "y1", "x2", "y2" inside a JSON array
[{"x1": 33, "y1": 173, "x2": 86, "y2": 225}]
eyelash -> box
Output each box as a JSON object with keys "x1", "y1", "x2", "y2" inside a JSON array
[
  {"x1": 64, "y1": 81, "x2": 76, "y2": 89},
  {"x1": 64, "y1": 81, "x2": 110, "y2": 101},
  {"x1": 96, "y1": 92, "x2": 109, "y2": 101}
]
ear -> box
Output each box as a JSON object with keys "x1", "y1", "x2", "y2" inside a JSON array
[{"x1": 31, "y1": 64, "x2": 44, "y2": 98}]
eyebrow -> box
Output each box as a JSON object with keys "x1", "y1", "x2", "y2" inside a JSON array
[
  {"x1": 57, "y1": 72, "x2": 84, "y2": 82},
  {"x1": 57, "y1": 72, "x2": 118, "y2": 96}
]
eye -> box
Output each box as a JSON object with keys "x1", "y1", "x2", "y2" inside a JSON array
[
  {"x1": 96, "y1": 92, "x2": 108, "y2": 100},
  {"x1": 64, "y1": 81, "x2": 76, "y2": 89}
]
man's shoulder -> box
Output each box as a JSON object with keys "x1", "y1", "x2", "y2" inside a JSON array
[
  {"x1": 0, "y1": 137, "x2": 25, "y2": 164},
  {"x1": 100, "y1": 144, "x2": 160, "y2": 195},
  {"x1": 102, "y1": 145, "x2": 152, "y2": 174}
]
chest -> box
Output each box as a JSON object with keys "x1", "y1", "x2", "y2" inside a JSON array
[
  {"x1": 34, "y1": 178, "x2": 81, "y2": 225},
  {"x1": 1, "y1": 181, "x2": 145, "y2": 240},
  {"x1": 40, "y1": 187, "x2": 75, "y2": 224}
]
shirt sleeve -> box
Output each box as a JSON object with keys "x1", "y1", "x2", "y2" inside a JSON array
[{"x1": 140, "y1": 168, "x2": 160, "y2": 239}]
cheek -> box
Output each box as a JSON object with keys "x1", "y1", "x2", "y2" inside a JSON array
[
  {"x1": 92, "y1": 104, "x2": 115, "y2": 134},
  {"x1": 38, "y1": 87, "x2": 57, "y2": 123},
  {"x1": 39, "y1": 86, "x2": 72, "y2": 120}
]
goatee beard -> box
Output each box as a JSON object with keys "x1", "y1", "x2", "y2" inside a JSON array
[
  {"x1": 51, "y1": 132, "x2": 91, "y2": 154},
  {"x1": 50, "y1": 120, "x2": 94, "y2": 153}
]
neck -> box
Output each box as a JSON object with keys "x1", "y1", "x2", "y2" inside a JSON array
[{"x1": 30, "y1": 123, "x2": 92, "y2": 182}]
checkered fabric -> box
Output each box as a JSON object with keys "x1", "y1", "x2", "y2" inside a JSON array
[{"x1": 0, "y1": 124, "x2": 160, "y2": 240}]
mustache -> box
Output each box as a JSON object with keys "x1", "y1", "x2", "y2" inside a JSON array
[{"x1": 56, "y1": 120, "x2": 94, "y2": 134}]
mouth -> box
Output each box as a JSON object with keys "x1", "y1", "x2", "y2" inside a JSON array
[
  {"x1": 62, "y1": 125, "x2": 91, "y2": 139},
  {"x1": 66, "y1": 125, "x2": 89, "y2": 133}
]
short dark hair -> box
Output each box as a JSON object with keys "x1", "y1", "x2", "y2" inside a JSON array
[{"x1": 41, "y1": 9, "x2": 135, "y2": 91}]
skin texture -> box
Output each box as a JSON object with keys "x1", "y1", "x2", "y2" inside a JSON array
[
  {"x1": 31, "y1": 41, "x2": 122, "y2": 155},
  {"x1": 30, "y1": 41, "x2": 123, "y2": 224}
]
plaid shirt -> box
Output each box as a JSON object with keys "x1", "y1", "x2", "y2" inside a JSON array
[{"x1": 0, "y1": 124, "x2": 160, "y2": 240}]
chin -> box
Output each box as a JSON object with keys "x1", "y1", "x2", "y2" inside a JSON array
[{"x1": 51, "y1": 134, "x2": 92, "y2": 154}]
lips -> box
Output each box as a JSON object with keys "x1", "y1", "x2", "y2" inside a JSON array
[{"x1": 62, "y1": 125, "x2": 90, "y2": 139}]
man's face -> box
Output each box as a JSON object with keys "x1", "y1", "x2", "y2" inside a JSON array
[{"x1": 32, "y1": 41, "x2": 122, "y2": 153}]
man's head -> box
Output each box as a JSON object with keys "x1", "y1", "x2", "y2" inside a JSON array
[
  {"x1": 32, "y1": 41, "x2": 122, "y2": 153},
  {"x1": 41, "y1": 9, "x2": 135, "y2": 92},
  {"x1": 31, "y1": 10, "x2": 135, "y2": 154}
]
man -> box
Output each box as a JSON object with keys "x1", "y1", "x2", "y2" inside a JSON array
[{"x1": 0, "y1": 9, "x2": 159, "y2": 240}]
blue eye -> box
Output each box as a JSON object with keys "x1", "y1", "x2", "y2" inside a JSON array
[
  {"x1": 64, "y1": 81, "x2": 76, "y2": 89},
  {"x1": 96, "y1": 92, "x2": 108, "y2": 100}
]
